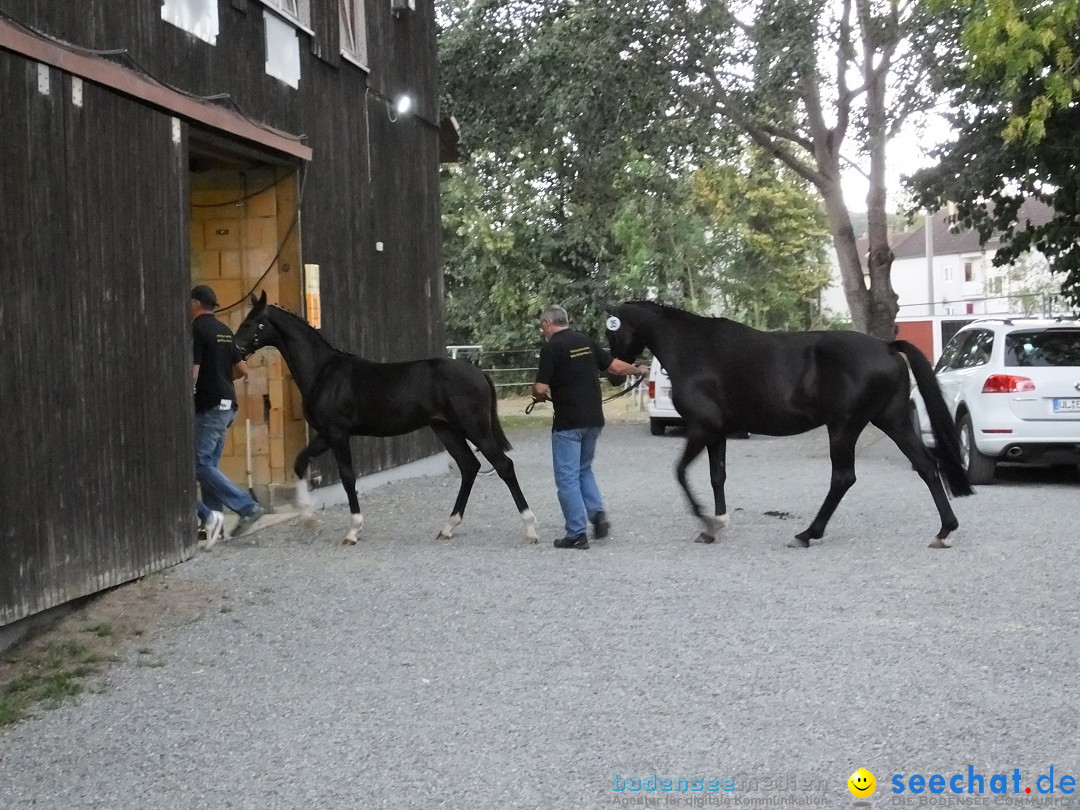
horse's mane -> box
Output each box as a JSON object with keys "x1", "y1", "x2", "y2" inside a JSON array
[
  {"x1": 623, "y1": 300, "x2": 725, "y2": 323},
  {"x1": 266, "y1": 304, "x2": 348, "y2": 355}
]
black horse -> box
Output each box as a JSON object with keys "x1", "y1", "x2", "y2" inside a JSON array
[
  {"x1": 233, "y1": 292, "x2": 538, "y2": 545},
  {"x1": 604, "y1": 301, "x2": 973, "y2": 548}
]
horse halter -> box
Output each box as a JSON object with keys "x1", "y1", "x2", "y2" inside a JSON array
[{"x1": 239, "y1": 321, "x2": 268, "y2": 356}]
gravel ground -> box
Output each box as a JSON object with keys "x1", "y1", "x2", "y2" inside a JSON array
[{"x1": 2, "y1": 422, "x2": 1079, "y2": 809}]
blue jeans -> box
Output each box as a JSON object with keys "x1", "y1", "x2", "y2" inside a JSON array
[
  {"x1": 551, "y1": 427, "x2": 605, "y2": 537},
  {"x1": 194, "y1": 406, "x2": 258, "y2": 522}
]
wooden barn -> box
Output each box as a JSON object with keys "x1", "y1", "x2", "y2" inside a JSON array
[{"x1": 0, "y1": 0, "x2": 447, "y2": 628}]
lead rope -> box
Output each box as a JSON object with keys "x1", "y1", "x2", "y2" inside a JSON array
[{"x1": 526, "y1": 375, "x2": 645, "y2": 413}]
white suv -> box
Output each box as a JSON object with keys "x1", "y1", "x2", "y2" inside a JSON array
[
  {"x1": 911, "y1": 318, "x2": 1080, "y2": 484},
  {"x1": 647, "y1": 357, "x2": 683, "y2": 435}
]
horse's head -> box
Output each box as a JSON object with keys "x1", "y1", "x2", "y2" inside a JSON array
[
  {"x1": 604, "y1": 303, "x2": 646, "y2": 363},
  {"x1": 233, "y1": 291, "x2": 277, "y2": 358}
]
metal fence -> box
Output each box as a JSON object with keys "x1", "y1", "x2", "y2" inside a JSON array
[
  {"x1": 447, "y1": 346, "x2": 541, "y2": 393},
  {"x1": 446, "y1": 345, "x2": 650, "y2": 410}
]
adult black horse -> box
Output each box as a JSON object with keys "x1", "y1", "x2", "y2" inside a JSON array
[
  {"x1": 233, "y1": 292, "x2": 538, "y2": 545},
  {"x1": 604, "y1": 301, "x2": 973, "y2": 548}
]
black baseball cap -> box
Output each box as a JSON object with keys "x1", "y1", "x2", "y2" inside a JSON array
[{"x1": 191, "y1": 285, "x2": 218, "y2": 308}]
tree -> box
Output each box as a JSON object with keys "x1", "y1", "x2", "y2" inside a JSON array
[
  {"x1": 689, "y1": 156, "x2": 832, "y2": 330},
  {"x1": 907, "y1": 0, "x2": 1080, "y2": 307},
  {"x1": 440, "y1": 0, "x2": 942, "y2": 340},
  {"x1": 439, "y1": 0, "x2": 735, "y2": 344},
  {"x1": 675, "y1": 0, "x2": 943, "y2": 339},
  {"x1": 606, "y1": 156, "x2": 720, "y2": 311}
]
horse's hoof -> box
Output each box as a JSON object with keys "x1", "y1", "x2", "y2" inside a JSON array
[
  {"x1": 787, "y1": 536, "x2": 810, "y2": 548},
  {"x1": 928, "y1": 538, "x2": 951, "y2": 549},
  {"x1": 436, "y1": 531, "x2": 452, "y2": 541},
  {"x1": 523, "y1": 536, "x2": 539, "y2": 545},
  {"x1": 342, "y1": 536, "x2": 358, "y2": 546},
  {"x1": 694, "y1": 532, "x2": 715, "y2": 544}
]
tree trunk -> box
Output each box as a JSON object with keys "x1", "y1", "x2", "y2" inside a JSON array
[
  {"x1": 863, "y1": 51, "x2": 900, "y2": 341},
  {"x1": 820, "y1": 181, "x2": 870, "y2": 334}
]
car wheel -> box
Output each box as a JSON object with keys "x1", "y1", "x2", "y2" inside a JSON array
[
  {"x1": 649, "y1": 418, "x2": 666, "y2": 436},
  {"x1": 959, "y1": 413, "x2": 996, "y2": 485}
]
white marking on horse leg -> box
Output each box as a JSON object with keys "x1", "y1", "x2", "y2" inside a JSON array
[
  {"x1": 521, "y1": 509, "x2": 539, "y2": 544},
  {"x1": 295, "y1": 478, "x2": 317, "y2": 527},
  {"x1": 343, "y1": 513, "x2": 363, "y2": 545},
  {"x1": 437, "y1": 513, "x2": 462, "y2": 540},
  {"x1": 696, "y1": 513, "x2": 729, "y2": 543},
  {"x1": 710, "y1": 514, "x2": 730, "y2": 536}
]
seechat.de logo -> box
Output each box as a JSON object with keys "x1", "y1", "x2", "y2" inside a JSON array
[{"x1": 848, "y1": 768, "x2": 877, "y2": 798}]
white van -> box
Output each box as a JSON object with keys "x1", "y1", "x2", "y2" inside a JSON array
[{"x1": 647, "y1": 357, "x2": 683, "y2": 435}]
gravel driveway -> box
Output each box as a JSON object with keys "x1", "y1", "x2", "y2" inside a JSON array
[{"x1": 2, "y1": 422, "x2": 1078, "y2": 809}]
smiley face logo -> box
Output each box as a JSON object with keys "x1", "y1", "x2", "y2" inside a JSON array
[
  {"x1": 605, "y1": 316, "x2": 622, "y2": 332},
  {"x1": 848, "y1": 768, "x2": 876, "y2": 798}
]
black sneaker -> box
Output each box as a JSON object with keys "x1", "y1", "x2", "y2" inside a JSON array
[
  {"x1": 591, "y1": 512, "x2": 610, "y2": 539},
  {"x1": 231, "y1": 504, "x2": 266, "y2": 538},
  {"x1": 553, "y1": 533, "x2": 590, "y2": 550}
]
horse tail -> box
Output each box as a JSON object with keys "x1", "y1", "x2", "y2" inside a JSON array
[
  {"x1": 485, "y1": 372, "x2": 512, "y2": 453},
  {"x1": 891, "y1": 340, "x2": 974, "y2": 497}
]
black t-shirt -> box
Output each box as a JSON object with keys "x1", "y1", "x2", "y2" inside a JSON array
[
  {"x1": 536, "y1": 328, "x2": 614, "y2": 431},
  {"x1": 192, "y1": 314, "x2": 241, "y2": 414}
]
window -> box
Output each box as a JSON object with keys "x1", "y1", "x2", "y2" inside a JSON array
[
  {"x1": 161, "y1": 0, "x2": 219, "y2": 45},
  {"x1": 949, "y1": 330, "x2": 994, "y2": 369},
  {"x1": 1005, "y1": 330, "x2": 1080, "y2": 367},
  {"x1": 261, "y1": 0, "x2": 310, "y2": 28},
  {"x1": 936, "y1": 334, "x2": 962, "y2": 372},
  {"x1": 264, "y1": 10, "x2": 301, "y2": 88},
  {"x1": 987, "y1": 276, "x2": 1004, "y2": 296},
  {"x1": 943, "y1": 266, "x2": 953, "y2": 282},
  {"x1": 339, "y1": 0, "x2": 369, "y2": 66},
  {"x1": 964, "y1": 260, "x2": 975, "y2": 282}
]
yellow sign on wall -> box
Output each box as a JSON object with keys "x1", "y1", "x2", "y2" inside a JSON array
[{"x1": 303, "y1": 263, "x2": 321, "y2": 329}]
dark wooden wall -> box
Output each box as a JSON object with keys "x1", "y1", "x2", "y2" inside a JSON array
[
  {"x1": 0, "y1": 56, "x2": 194, "y2": 625},
  {"x1": 1, "y1": 0, "x2": 444, "y2": 624}
]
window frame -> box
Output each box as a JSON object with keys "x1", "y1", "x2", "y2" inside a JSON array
[
  {"x1": 257, "y1": 0, "x2": 313, "y2": 34},
  {"x1": 339, "y1": 0, "x2": 369, "y2": 69}
]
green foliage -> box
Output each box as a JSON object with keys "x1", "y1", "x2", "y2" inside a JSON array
[
  {"x1": 439, "y1": 0, "x2": 840, "y2": 345},
  {"x1": 690, "y1": 158, "x2": 832, "y2": 330},
  {"x1": 909, "y1": 0, "x2": 1080, "y2": 307},
  {"x1": 959, "y1": 0, "x2": 1080, "y2": 143}
]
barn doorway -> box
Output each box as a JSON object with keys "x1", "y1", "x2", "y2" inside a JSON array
[{"x1": 188, "y1": 133, "x2": 307, "y2": 504}]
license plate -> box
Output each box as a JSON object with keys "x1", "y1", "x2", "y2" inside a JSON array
[{"x1": 1053, "y1": 398, "x2": 1080, "y2": 413}]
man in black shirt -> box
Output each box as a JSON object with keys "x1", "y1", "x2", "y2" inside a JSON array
[
  {"x1": 532, "y1": 305, "x2": 648, "y2": 549},
  {"x1": 191, "y1": 285, "x2": 264, "y2": 547}
]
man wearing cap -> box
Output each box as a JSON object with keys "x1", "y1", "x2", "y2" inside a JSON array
[
  {"x1": 190, "y1": 285, "x2": 265, "y2": 547},
  {"x1": 531, "y1": 304, "x2": 649, "y2": 550}
]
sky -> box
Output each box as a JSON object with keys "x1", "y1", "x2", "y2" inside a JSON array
[{"x1": 840, "y1": 114, "x2": 956, "y2": 214}]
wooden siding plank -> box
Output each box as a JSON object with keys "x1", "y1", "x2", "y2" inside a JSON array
[
  {"x1": 3, "y1": 0, "x2": 445, "y2": 623},
  {"x1": 1, "y1": 50, "x2": 194, "y2": 626}
]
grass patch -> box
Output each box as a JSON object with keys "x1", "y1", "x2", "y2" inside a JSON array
[
  {"x1": 498, "y1": 414, "x2": 552, "y2": 431},
  {"x1": 0, "y1": 641, "x2": 101, "y2": 725},
  {"x1": 0, "y1": 574, "x2": 225, "y2": 728},
  {"x1": 2, "y1": 628, "x2": 128, "y2": 726}
]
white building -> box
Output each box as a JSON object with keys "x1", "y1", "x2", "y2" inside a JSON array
[{"x1": 822, "y1": 199, "x2": 1065, "y2": 322}]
